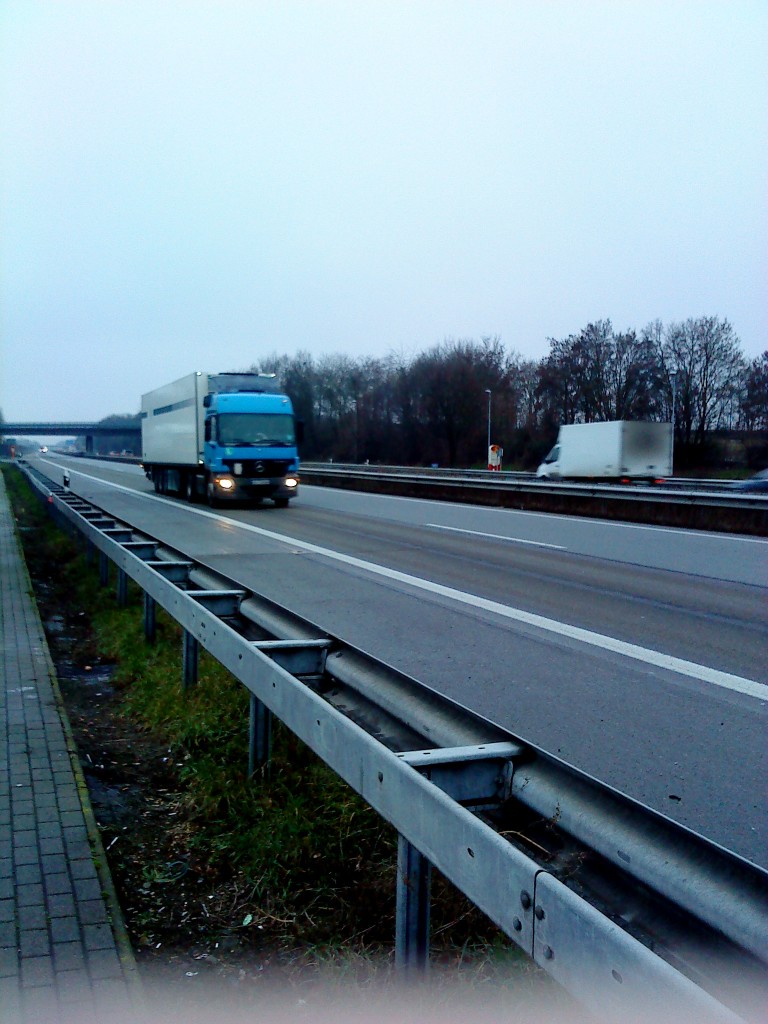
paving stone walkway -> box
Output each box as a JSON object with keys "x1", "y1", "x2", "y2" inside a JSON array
[{"x1": 0, "y1": 470, "x2": 137, "y2": 1022}]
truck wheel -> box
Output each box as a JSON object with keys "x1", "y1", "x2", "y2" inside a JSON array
[
  {"x1": 274, "y1": 497, "x2": 289, "y2": 508},
  {"x1": 185, "y1": 474, "x2": 197, "y2": 503},
  {"x1": 207, "y1": 481, "x2": 220, "y2": 508}
]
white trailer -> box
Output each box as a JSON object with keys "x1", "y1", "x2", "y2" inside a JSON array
[
  {"x1": 141, "y1": 372, "x2": 206, "y2": 467},
  {"x1": 536, "y1": 421, "x2": 672, "y2": 480}
]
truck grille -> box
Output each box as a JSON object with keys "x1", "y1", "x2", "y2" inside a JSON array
[{"x1": 222, "y1": 459, "x2": 291, "y2": 477}]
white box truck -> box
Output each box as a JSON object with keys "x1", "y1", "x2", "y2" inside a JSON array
[
  {"x1": 141, "y1": 371, "x2": 300, "y2": 507},
  {"x1": 536, "y1": 421, "x2": 672, "y2": 481}
]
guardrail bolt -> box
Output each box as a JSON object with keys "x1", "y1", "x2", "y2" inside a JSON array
[
  {"x1": 535, "y1": 906, "x2": 546, "y2": 921},
  {"x1": 512, "y1": 917, "x2": 522, "y2": 932},
  {"x1": 520, "y1": 891, "x2": 531, "y2": 910},
  {"x1": 543, "y1": 945, "x2": 554, "y2": 960}
]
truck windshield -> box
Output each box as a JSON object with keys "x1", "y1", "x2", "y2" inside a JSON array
[{"x1": 217, "y1": 413, "x2": 296, "y2": 447}]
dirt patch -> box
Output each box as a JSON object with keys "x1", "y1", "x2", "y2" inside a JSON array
[{"x1": 66, "y1": 666, "x2": 296, "y2": 979}]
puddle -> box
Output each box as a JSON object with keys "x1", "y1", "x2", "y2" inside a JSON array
[
  {"x1": 56, "y1": 660, "x2": 116, "y2": 697},
  {"x1": 45, "y1": 613, "x2": 67, "y2": 637},
  {"x1": 84, "y1": 771, "x2": 142, "y2": 827}
]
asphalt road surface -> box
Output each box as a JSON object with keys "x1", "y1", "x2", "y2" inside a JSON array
[{"x1": 32, "y1": 454, "x2": 768, "y2": 869}]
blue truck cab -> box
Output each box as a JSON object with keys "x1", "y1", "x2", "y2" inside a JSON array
[{"x1": 203, "y1": 385, "x2": 300, "y2": 506}]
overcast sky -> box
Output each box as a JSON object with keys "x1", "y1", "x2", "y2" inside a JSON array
[{"x1": 1, "y1": 1, "x2": 766, "y2": 424}]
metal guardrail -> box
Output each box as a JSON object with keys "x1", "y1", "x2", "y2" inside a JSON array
[
  {"x1": 299, "y1": 463, "x2": 768, "y2": 535},
  {"x1": 301, "y1": 462, "x2": 761, "y2": 499},
  {"x1": 16, "y1": 461, "x2": 768, "y2": 1021},
  {"x1": 305, "y1": 461, "x2": 537, "y2": 480}
]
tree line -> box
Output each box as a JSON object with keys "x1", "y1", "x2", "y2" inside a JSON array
[
  {"x1": 3, "y1": 315, "x2": 764, "y2": 469},
  {"x1": 251, "y1": 316, "x2": 767, "y2": 470}
]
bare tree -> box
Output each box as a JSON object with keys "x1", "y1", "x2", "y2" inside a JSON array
[
  {"x1": 741, "y1": 351, "x2": 768, "y2": 431},
  {"x1": 406, "y1": 337, "x2": 508, "y2": 466},
  {"x1": 538, "y1": 334, "x2": 582, "y2": 426},
  {"x1": 663, "y1": 317, "x2": 745, "y2": 445},
  {"x1": 514, "y1": 359, "x2": 542, "y2": 430},
  {"x1": 573, "y1": 320, "x2": 615, "y2": 421},
  {"x1": 538, "y1": 321, "x2": 663, "y2": 425}
]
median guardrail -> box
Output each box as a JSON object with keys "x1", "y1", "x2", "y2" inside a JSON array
[{"x1": 299, "y1": 463, "x2": 768, "y2": 535}]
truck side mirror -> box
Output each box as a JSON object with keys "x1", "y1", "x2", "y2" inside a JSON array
[
  {"x1": 203, "y1": 395, "x2": 212, "y2": 408},
  {"x1": 295, "y1": 419, "x2": 305, "y2": 444}
]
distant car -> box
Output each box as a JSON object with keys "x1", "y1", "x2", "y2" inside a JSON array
[
  {"x1": 39, "y1": 446, "x2": 48, "y2": 453},
  {"x1": 736, "y1": 469, "x2": 768, "y2": 493}
]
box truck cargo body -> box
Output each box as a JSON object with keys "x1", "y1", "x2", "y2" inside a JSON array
[
  {"x1": 536, "y1": 421, "x2": 672, "y2": 481},
  {"x1": 141, "y1": 371, "x2": 300, "y2": 506}
]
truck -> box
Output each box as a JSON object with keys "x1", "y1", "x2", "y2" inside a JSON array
[
  {"x1": 536, "y1": 420, "x2": 672, "y2": 481},
  {"x1": 141, "y1": 371, "x2": 300, "y2": 507}
]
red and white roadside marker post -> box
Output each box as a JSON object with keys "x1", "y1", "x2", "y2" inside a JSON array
[{"x1": 488, "y1": 444, "x2": 503, "y2": 471}]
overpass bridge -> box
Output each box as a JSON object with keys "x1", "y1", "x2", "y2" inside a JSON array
[{"x1": 1, "y1": 421, "x2": 140, "y2": 454}]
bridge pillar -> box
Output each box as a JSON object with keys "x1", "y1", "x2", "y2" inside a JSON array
[
  {"x1": 86, "y1": 435, "x2": 94, "y2": 454},
  {"x1": 395, "y1": 835, "x2": 432, "y2": 974}
]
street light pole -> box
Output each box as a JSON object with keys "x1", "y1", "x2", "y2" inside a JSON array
[
  {"x1": 670, "y1": 369, "x2": 678, "y2": 473},
  {"x1": 484, "y1": 389, "x2": 492, "y2": 469}
]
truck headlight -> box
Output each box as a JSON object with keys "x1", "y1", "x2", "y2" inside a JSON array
[
  {"x1": 216, "y1": 476, "x2": 235, "y2": 491},
  {"x1": 284, "y1": 477, "x2": 298, "y2": 488}
]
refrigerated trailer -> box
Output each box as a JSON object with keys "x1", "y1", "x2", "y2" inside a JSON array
[
  {"x1": 536, "y1": 420, "x2": 672, "y2": 481},
  {"x1": 141, "y1": 371, "x2": 300, "y2": 507}
]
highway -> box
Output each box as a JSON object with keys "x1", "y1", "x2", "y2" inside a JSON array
[{"x1": 31, "y1": 453, "x2": 768, "y2": 870}]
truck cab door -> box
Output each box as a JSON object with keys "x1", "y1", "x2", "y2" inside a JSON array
[{"x1": 203, "y1": 416, "x2": 221, "y2": 468}]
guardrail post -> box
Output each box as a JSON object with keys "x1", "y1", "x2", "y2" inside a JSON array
[
  {"x1": 85, "y1": 538, "x2": 94, "y2": 565},
  {"x1": 99, "y1": 551, "x2": 109, "y2": 587},
  {"x1": 248, "y1": 695, "x2": 272, "y2": 776},
  {"x1": 116, "y1": 568, "x2": 128, "y2": 607},
  {"x1": 143, "y1": 593, "x2": 156, "y2": 644},
  {"x1": 395, "y1": 835, "x2": 431, "y2": 974},
  {"x1": 182, "y1": 630, "x2": 199, "y2": 690}
]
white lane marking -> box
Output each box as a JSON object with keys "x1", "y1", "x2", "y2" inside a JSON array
[
  {"x1": 426, "y1": 523, "x2": 565, "y2": 550},
  {"x1": 56, "y1": 462, "x2": 768, "y2": 702}
]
